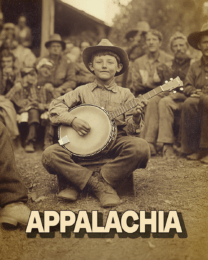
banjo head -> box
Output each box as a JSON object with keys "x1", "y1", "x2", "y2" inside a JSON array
[{"x1": 59, "y1": 105, "x2": 113, "y2": 157}]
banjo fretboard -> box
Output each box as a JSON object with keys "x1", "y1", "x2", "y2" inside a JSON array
[{"x1": 108, "y1": 77, "x2": 183, "y2": 120}]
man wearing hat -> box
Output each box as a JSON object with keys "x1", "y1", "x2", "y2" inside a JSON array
[
  {"x1": 36, "y1": 34, "x2": 76, "y2": 95},
  {"x1": 180, "y1": 23, "x2": 208, "y2": 163},
  {"x1": 141, "y1": 32, "x2": 192, "y2": 157},
  {"x1": 42, "y1": 39, "x2": 150, "y2": 208},
  {"x1": 125, "y1": 21, "x2": 150, "y2": 61}
]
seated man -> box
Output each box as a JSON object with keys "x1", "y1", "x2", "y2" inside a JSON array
[
  {"x1": 0, "y1": 23, "x2": 36, "y2": 69},
  {"x1": 180, "y1": 23, "x2": 208, "y2": 163},
  {"x1": 131, "y1": 29, "x2": 173, "y2": 96},
  {"x1": 42, "y1": 39, "x2": 150, "y2": 208},
  {"x1": 0, "y1": 121, "x2": 30, "y2": 227},
  {"x1": 141, "y1": 32, "x2": 192, "y2": 157},
  {"x1": 0, "y1": 50, "x2": 21, "y2": 140},
  {"x1": 36, "y1": 34, "x2": 76, "y2": 95},
  {"x1": 6, "y1": 67, "x2": 58, "y2": 152}
]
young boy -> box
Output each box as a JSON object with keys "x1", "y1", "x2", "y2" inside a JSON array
[{"x1": 42, "y1": 39, "x2": 150, "y2": 207}]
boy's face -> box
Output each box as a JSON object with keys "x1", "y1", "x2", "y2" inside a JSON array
[
  {"x1": 89, "y1": 55, "x2": 122, "y2": 83},
  {"x1": 1, "y1": 56, "x2": 13, "y2": 68}
]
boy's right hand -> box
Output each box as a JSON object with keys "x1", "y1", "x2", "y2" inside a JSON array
[{"x1": 72, "y1": 118, "x2": 91, "y2": 136}]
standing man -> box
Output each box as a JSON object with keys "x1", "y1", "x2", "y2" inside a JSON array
[
  {"x1": 180, "y1": 23, "x2": 208, "y2": 163},
  {"x1": 141, "y1": 32, "x2": 192, "y2": 157},
  {"x1": 37, "y1": 34, "x2": 76, "y2": 95},
  {"x1": 131, "y1": 29, "x2": 173, "y2": 96}
]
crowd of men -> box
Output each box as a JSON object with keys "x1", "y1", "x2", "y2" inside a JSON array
[{"x1": 0, "y1": 13, "x2": 208, "y2": 228}]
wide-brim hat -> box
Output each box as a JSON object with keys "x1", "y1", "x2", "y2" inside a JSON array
[
  {"x1": 45, "y1": 34, "x2": 66, "y2": 50},
  {"x1": 83, "y1": 39, "x2": 129, "y2": 76},
  {"x1": 125, "y1": 21, "x2": 150, "y2": 40},
  {"x1": 188, "y1": 23, "x2": 208, "y2": 50}
]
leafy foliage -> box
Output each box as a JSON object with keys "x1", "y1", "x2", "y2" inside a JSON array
[{"x1": 109, "y1": 0, "x2": 207, "y2": 53}]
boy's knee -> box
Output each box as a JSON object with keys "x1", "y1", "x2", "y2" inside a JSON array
[{"x1": 131, "y1": 138, "x2": 150, "y2": 160}]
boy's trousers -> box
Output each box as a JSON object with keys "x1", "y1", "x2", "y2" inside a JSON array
[{"x1": 42, "y1": 133, "x2": 150, "y2": 189}]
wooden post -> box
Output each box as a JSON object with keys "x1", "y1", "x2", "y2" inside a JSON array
[{"x1": 40, "y1": 0, "x2": 55, "y2": 57}]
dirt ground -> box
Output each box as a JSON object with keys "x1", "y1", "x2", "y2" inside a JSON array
[{"x1": 0, "y1": 145, "x2": 208, "y2": 260}]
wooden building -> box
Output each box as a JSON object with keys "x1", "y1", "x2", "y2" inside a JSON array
[{"x1": 1, "y1": 0, "x2": 111, "y2": 56}]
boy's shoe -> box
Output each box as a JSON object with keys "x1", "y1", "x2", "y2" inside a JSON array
[
  {"x1": 87, "y1": 172, "x2": 120, "y2": 208},
  {"x1": 57, "y1": 185, "x2": 79, "y2": 201},
  {"x1": 0, "y1": 202, "x2": 30, "y2": 226},
  {"x1": 25, "y1": 142, "x2": 35, "y2": 153}
]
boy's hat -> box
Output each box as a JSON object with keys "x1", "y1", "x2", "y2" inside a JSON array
[
  {"x1": 83, "y1": 39, "x2": 129, "y2": 76},
  {"x1": 188, "y1": 23, "x2": 208, "y2": 50},
  {"x1": 21, "y1": 67, "x2": 36, "y2": 78},
  {"x1": 45, "y1": 34, "x2": 66, "y2": 50},
  {"x1": 125, "y1": 21, "x2": 150, "y2": 41}
]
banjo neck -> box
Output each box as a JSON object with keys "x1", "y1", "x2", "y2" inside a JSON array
[{"x1": 108, "y1": 76, "x2": 183, "y2": 120}]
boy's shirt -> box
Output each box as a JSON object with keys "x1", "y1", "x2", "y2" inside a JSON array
[{"x1": 49, "y1": 79, "x2": 144, "y2": 135}]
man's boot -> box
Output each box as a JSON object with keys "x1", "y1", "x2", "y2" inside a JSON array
[{"x1": 87, "y1": 172, "x2": 120, "y2": 207}]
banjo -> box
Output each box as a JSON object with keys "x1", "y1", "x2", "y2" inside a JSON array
[{"x1": 58, "y1": 77, "x2": 183, "y2": 159}]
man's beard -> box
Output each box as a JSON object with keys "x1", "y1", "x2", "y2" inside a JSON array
[{"x1": 175, "y1": 51, "x2": 187, "y2": 60}]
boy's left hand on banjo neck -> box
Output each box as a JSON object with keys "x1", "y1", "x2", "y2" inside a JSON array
[{"x1": 132, "y1": 98, "x2": 148, "y2": 124}]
